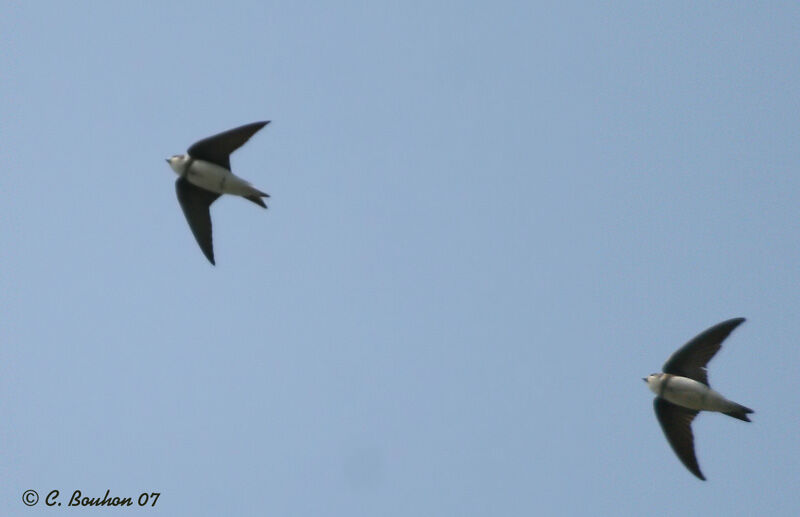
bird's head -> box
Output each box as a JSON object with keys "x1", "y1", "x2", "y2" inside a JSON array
[
  {"x1": 643, "y1": 373, "x2": 662, "y2": 393},
  {"x1": 166, "y1": 154, "x2": 189, "y2": 175}
]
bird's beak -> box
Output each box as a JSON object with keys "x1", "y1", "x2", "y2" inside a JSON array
[
  {"x1": 642, "y1": 378, "x2": 647, "y2": 383},
  {"x1": 165, "y1": 158, "x2": 170, "y2": 163}
]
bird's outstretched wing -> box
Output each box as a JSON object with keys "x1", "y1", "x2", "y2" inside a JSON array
[
  {"x1": 187, "y1": 121, "x2": 270, "y2": 170},
  {"x1": 654, "y1": 398, "x2": 704, "y2": 480},
  {"x1": 176, "y1": 176, "x2": 220, "y2": 265},
  {"x1": 662, "y1": 318, "x2": 745, "y2": 386}
]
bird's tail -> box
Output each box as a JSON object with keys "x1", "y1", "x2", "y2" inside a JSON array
[
  {"x1": 723, "y1": 402, "x2": 754, "y2": 422},
  {"x1": 244, "y1": 187, "x2": 270, "y2": 209}
]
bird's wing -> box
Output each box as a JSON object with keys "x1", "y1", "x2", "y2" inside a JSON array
[
  {"x1": 662, "y1": 318, "x2": 745, "y2": 386},
  {"x1": 175, "y1": 176, "x2": 220, "y2": 265},
  {"x1": 187, "y1": 121, "x2": 270, "y2": 170},
  {"x1": 654, "y1": 398, "x2": 704, "y2": 480}
]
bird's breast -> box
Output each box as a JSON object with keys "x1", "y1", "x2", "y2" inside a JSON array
[
  {"x1": 186, "y1": 159, "x2": 255, "y2": 196},
  {"x1": 660, "y1": 376, "x2": 729, "y2": 411},
  {"x1": 185, "y1": 159, "x2": 233, "y2": 194}
]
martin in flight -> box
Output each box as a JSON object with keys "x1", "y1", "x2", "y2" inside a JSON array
[
  {"x1": 166, "y1": 121, "x2": 270, "y2": 264},
  {"x1": 643, "y1": 317, "x2": 754, "y2": 480}
]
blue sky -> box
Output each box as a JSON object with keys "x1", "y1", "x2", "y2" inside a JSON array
[{"x1": 3, "y1": 2, "x2": 799, "y2": 515}]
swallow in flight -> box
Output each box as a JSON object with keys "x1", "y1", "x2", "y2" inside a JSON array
[
  {"x1": 644, "y1": 317, "x2": 754, "y2": 480},
  {"x1": 167, "y1": 121, "x2": 270, "y2": 264}
]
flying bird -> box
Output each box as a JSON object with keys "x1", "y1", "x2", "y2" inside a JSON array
[
  {"x1": 643, "y1": 317, "x2": 753, "y2": 480},
  {"x1": 166, "y1": 121, "x2": 270, "y2": 264}
]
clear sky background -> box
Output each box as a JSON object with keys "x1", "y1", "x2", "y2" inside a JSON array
[{"x1": 3, "y1": 2, "x2": 799, "y2": 516}]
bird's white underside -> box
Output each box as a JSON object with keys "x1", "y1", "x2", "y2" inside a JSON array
[
  {"x1": 647, "y1": 374, "x2": 735, "y2": 412},
  {"x1": 169, "y1": 155, "x2": 260, "y2": 197}
]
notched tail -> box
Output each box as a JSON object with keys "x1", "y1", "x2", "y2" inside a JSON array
[
  {"x1": 245, "y1": 189, "x2": 270, "y2": 209},
  {"x1": 724, "y1": 404, "x2": 754, "y2": 422}
]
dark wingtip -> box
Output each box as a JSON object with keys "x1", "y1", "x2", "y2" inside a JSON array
[
  {"x1": 688, "y1": 465, "x2": 706, "y2": 481},
  {"x1": 721, "y1": 317, "x2": 747, "y2": 328},
  {"x1": 728, "y1": 317, "x2": 747, "y2": 329},
  {"x1": 690, "y1": 465, "x2": 706, "y2": 481},
  {"x1": 201, "y1": 247, "x2": 215, "y2": 265}
]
